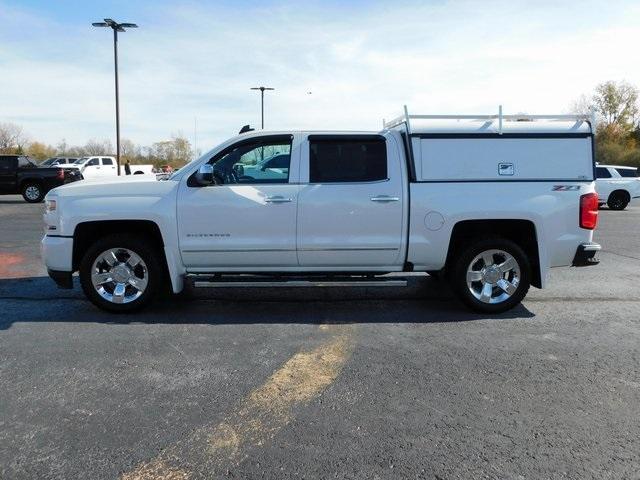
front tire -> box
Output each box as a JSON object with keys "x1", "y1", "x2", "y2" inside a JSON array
[
  {"x1": 79, "y1": 234, "x2": 163, "y2": 312},
  {"x1": 449, "y1": 237, "x2": 531, "y2": 314},
  {"x1": 22, "y1": 182, "x2": 44, "y2": 203}
]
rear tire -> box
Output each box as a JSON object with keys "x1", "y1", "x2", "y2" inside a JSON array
[
  {"x1": 22, "y1": 182, "x2": 44, "y2": 203},
  {"x1": 607, "y1": 191, "x2": 629, "y2": 211},
  {"x1": 449, "y1": 237, "x2": 530, "y2": 314},
  {"x1": 79, "y1": 234, "x2": 163, "y2": 313}
]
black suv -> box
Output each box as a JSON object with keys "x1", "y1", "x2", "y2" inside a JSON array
[{"x1": 0, "y1": 154, "x2": 82, "y2": 202}]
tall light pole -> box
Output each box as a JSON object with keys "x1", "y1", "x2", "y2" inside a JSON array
[
  {"x1": 92, "y1": 18, "x2": 138, "y2": 175},
  {"x1": 250, "y1": 86, "x2": 274, "y2": 129}
]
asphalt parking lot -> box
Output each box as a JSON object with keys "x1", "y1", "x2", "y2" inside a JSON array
[{"x1": 0, "y1": 195, "x2": 639, "y2": 480}]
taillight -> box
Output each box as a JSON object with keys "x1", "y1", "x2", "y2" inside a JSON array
[
  {"x1": 580, "y1": 192, "x2": 599, "y2": 230},
  {"x1": 56, "y1": 168, "x2": 65, "y2": 180}
]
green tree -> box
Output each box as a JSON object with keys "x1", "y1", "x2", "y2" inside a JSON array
[
  {"x1": 573, "y1": 81, "x2": 640, "y2": 168},
  {"x1": 26, "y1": 141, "x2": 56, "y2": 160},
  {"x1": 592, "y1": 81, "x2": 638, "y2": 142},
  {"x1": 149, "y1": 134, "x2": 193, "y2": 167}
]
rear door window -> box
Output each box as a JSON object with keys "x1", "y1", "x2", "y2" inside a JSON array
[
  {"x1": 616, "y1": 168, "x2": 639, "y2": 178},
  {"x1": 596, "y1": 167, "x2": 612, "y2": 178},
  {"x1": 102, "y1": 158, "x2": 114, "y2": 165},
  {"x1": 0, "y1": 158, "x2": 15, "y2": 171},
  {"x1": 309, "y1": 138, "x2": 387, "y2": 183}
]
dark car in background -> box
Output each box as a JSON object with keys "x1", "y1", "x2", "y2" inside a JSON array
[{"x1": 0, "y1": 154, "x2": 82, "y2": 202}]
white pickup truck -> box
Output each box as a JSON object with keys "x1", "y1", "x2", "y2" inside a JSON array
[
  {"x1": 595, "y1": 164, "x2": 640, "y2": 210},
  {"x1": 60, "y1": 156, "x2": 155, "y2": 179},
  {"x1": 42, "y1": 108, "x2": 601, "y2": 314}
]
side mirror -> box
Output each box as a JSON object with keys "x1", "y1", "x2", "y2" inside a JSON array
[{"x1": 195, "y1": 164, "x2": 214, "y2": 186}]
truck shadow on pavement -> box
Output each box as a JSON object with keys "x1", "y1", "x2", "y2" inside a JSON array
[{"x1": 0, "y1": 276, "x2": 534, "y2": 330}]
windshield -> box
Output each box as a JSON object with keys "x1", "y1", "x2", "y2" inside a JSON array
[
  {"x1": 74, "y1": 157, "x2": 89, "y2": 165},
  {"x1": 40, "y1": 158, "x2": 58, "y2": 166}
]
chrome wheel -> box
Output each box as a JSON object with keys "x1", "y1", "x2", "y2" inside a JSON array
[
  {"x1": 24, "y1": 185, "x2": 41, "y2": 201},
  {"x1": 466, "y1": 249, "x2": 521, "y2": 304},
  {"x1": 91, "y1": 248, "x2": 148, "y2": 304}
]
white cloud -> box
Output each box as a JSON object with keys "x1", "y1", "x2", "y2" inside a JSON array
[{"x1": 1, "y1": 0, "x2": 639, "y2": 149}]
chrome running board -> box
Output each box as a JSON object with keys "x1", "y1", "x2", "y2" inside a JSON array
[{"x1": 187, "y1": 274, "x2": 407, "y2": 288}]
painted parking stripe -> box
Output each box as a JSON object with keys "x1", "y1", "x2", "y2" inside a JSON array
[{"x1": 121, "y1": 324, "x2": 354, "y2": 479}]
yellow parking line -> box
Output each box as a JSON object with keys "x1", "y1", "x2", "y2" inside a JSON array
[{"x1": 121, "y1": 324, "x2": 354, "y2": 479}]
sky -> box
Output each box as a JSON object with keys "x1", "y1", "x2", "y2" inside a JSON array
[{"x1": 1, "y1": 0, "x2": 639, "y2": 150}]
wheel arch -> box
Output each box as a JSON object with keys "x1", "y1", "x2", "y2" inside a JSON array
[
  {"x1": 445, "y1": 219, "x2": 542, "y2": 288},
  {"x1": 72, "y1": 220, "x2": 166, "y2": 272},
  {"x1": 19, "y1": 177, "x2": 43, "y2": 190},
  {"x1": 608, "y1": 189, "x2": 631, "y2": 202}
]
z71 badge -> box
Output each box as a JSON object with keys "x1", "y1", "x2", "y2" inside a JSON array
[{"x1": 552, "y1": 185, "x2": 580, "y2": 191}]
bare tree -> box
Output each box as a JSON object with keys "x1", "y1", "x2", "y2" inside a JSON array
[
  {"x1": 120, "y1": 138, "x2": 143, "y2": 162},
  {"x1": 83, "y1": 139, "x2": 113, "y2": 155},
  {"x1": 0, "y1": 122, "x2": 27, "y2": 153},
  {"x1": 569, "y1": 94, "x2": 592, "y2": 116},
  {"x1": 57, "y1": 138, "x2": 68, "y2": 155}
]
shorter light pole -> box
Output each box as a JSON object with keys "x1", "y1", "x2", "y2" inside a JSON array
[{"x1": 250, "y1": 86, "x2": 275, "y2": 129}]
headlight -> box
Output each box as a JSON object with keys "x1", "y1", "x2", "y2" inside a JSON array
[{"x1": 45, "y1": 199, "x2": 57, "y2": 212}]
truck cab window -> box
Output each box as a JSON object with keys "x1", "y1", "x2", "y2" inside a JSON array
[
  {"x1": 0, "y1": 158, "x2": 13, "y2": 171},
  {"x1": 102, "y1": 158, "x2": 114, "y2": 165},
  {"x1": 87, "y1": 158, "x2": 99, "y2": 166},
  {"x1": 309, "y1": 139, "x2": 387, "y2": 183},
  {"x1": 17, "y1": 156, "x2": 34, "y2": 168},
  {"x1": 207, "y1": 138, "x2": 292, "y2": 185}
]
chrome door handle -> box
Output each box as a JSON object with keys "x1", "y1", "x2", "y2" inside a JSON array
[
  {"x1": 265, "y1": 196, "x2": 292, "y2": 203},
  {"x1": 370, "y1": 195, "x2": 400, "y2": 202}
]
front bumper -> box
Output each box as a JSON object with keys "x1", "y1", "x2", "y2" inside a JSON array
[
  {"x1": 41, "y1": 235, "x2": 73, "y2": 272},
  {"x1": 572, "y1": 242, "x2": 601, "y2": 267}
]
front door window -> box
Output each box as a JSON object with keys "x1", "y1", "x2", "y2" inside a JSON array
[{"x1": 208, "y1": 139, "x2": 291, "y2": 185}]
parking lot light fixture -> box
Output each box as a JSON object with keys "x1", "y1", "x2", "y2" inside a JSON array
[
  {"x1": 250, "y1": 86, "x2": 275, "y2": 129},
  {"x1": 92, "y1": 19, "x2": 138, "y2": 175}
]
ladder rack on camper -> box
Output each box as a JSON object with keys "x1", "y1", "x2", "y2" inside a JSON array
[{"x1": 382, "y1": 105, "x2": 596, "y2": 135}]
